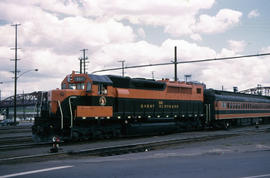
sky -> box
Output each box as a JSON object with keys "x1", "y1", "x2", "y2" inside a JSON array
[{"x1": 0, "y1": 0, "x2": 269, "y2": 98}]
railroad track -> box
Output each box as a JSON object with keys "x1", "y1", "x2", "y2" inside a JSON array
[
  {"x1": 1, "y1": 125, "x2": 269, "y2": 164},
  {"x1": 0, "y1": 133, "x2": 237, "y2": 164},
  {"x1": 0, "y1": 135, "x2": 33, "y2": 145},
  {"x1": 0, "y1": 125, "x2": 268, "y2": 152},
  {"x1": 0, "y1": 142, "x2": 51, "y2": 151},
  {"x1": 0, "y1": 135, "x2": 42, "y2": 151},
  {"x1": 0, "y1": 126, "x2": 32, "y2": 134},
  {"x1": 0, "y1": 135, "x2": 38, "y2": 151}
]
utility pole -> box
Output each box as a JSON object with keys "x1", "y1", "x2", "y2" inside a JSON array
[
  {"x1": 78, "y1": 57, "x2": 82, "y2": 74},
  {"x1": 174, "y1": 46, "x2": 177, "y2": 81},
  {"x1": 0, "y1": 82, "x2": 3, "y2": 101},
  {"x1": 151, "y1": 71, "x2": 155, "y2": 80},
  {"x1": 11, "y1": 23, "x2": 21, "y2": 125},
  {"x1": 118, "y1": 60, "x2": 125, "y2": 77},
  {"x1": 22, "y1": 90, "x2": 25, "y2": 120},
  {"x1": 80, "y1": 49, "x2": 88, "y2": 74}
]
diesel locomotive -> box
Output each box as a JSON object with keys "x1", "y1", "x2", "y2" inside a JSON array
[{"x1": 32, "y1": 71, "x2": 270, "y2": 141}]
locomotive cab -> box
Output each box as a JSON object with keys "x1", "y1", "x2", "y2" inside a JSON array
[
  {"x1": 56, "y1": 71, "x2": 114, "y2": 119},
  {"x1": 33, "y1": 71, "x2": 116, "y2": 141},
  {"x1": 61, "y1": 71, "x2": 92, "y2": 92}
]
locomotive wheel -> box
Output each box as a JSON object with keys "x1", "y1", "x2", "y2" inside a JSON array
[{"x1": 72, "y1": 131, "x2": 81, "y2": 141}]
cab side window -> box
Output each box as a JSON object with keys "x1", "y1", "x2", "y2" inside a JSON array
[
  {"x1": 98, "y1": 84, "x2": 107, "y2": 95},
  {"x1": 86, "y1": 82, "x2": 92, "y2": 92}
]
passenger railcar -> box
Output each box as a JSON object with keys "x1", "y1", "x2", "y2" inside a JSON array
[{"x1": 204, "y1": 89, "x2": 270, "y2": 129}]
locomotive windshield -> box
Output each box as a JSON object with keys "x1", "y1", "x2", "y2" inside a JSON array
[
  {"x1": 69, "y1": 83, "x2": 85, "y2": 90},
  {"x1": 61, "y1": 72, "x2": 92, "y2": 91}
]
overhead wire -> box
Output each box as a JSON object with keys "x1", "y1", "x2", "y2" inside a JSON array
[{"x1": 92, "y1": 53, "x2": 270, "y2": 74}]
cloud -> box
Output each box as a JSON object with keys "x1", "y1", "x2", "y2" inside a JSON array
[
  {"x1": 261, "y1": 46, "x2": 270, "y2": 53},
  {"x1": 90, "y1": 39, "x2": 217, "y2": 81},
  {"x1": 79, "y1": 1, "x2": 242, "y2": 38},
  {"x1": 0, "y1": 0, "x2": 82, "y2": 16},
  {"x1": 193, "y1": 9, "x2": 242, "y2": 34},
  {"x1": 0, "y1": 0, "x2": 268, "y2": 98},
  {"x1": 0, "y1": 4, "x2": 136, "y2": 56},
  {"x1": 190, "y1": 33, "x2": 202, "y2": 41},
  {"x1": 228, "y1": 40, "x2": 247, "y2": 53},
  {"x1": 137, "y1": 28, "x2": 146, "y2": 39},
  {"x1": 82, "y1": 0, "x2": 220, "y2": 37},
  {"x1": 248, "y1": 9, "x2": 260, "y2": 18}
]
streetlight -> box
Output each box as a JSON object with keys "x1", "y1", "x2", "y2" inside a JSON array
[
  {"x1": 17, "y1": 69, "x2": 38, "y2": 79},
  {"x1": 13, "y1": 68, "x2": 38, "y2": 124}
]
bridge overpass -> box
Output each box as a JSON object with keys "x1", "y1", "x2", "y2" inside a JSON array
[
  {"x1": 0, "y1": 91, "x2": 46, "y2": 120},
  {"x1": 240, "y1": 85, "x2": 270, "y2": 96}
]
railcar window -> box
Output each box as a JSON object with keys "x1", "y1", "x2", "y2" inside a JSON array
[
  {"x1": 67, "y1": 75, "x2": 71, "y2": 82},
  {"x1": 69, "y1": 84, "x2": 76, "y2": 90},
  {"x1": 61, "y1": 83, "x2": 67, "y2": 89},
  {"x1": 222, "y1": 102, "x2": 226, "y2": 108},
  {"x1": 77, "y1": 83, "x2": 85, "y2": 90},
  {"x1": 86, "y1": 82, "x2": 92, "y2": 92},
  {"x1": 98, "y1": 84, "x2": 107, "y2": 95},
  {"x1": 196, "y1": 88, "x2": 201, "y2": 94}
]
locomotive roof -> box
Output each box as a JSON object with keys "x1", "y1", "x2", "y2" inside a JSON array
[
  {"x1": 205, "y1": 89, "x2": 270, "y2": 103},
  {"x1": 107, "y1": 75, "x2": 166, "y2": 90},
  {"x1": 88, "y1": 74, "x2": 113, "y2": 85}
]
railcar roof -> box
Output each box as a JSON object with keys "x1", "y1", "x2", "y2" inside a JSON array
[{"x1": 205, "y1": 89, "x2": 270, "y2": 103}]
